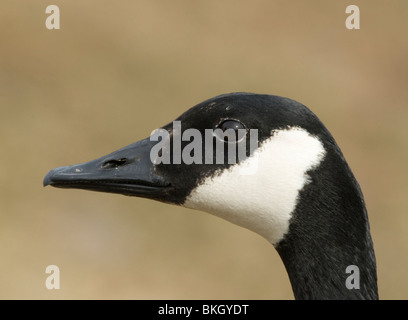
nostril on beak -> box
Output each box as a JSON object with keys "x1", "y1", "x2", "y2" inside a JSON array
[{"x1": 102, "y1": 158, "x2": 128, "y2": 169}]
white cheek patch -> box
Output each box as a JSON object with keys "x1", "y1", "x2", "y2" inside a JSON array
[{"x1": 183, "y1": 127, "x2": 326, "y2": 245}]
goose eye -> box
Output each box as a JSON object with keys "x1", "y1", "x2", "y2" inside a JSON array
[{"x1": 215, "y1": 120, "x2": 246, "y2": 142}]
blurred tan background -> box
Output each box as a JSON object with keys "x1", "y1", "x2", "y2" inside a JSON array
[{"x1": 1, "y1": 0, "x2": 407, "y2": 299}]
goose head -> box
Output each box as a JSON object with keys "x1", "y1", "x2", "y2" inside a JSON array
[{"x1": 44, "y1": 93, "x2": 378, "y2": 299}]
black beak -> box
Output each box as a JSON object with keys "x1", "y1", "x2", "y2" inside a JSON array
[{"x1": 43, "y1": 138, "x2": 170, "y2": 200}]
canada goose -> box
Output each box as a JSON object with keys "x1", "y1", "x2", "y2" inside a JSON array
[{"x1": 43, "y1": 93, "x2": 378, "y2": 300}]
